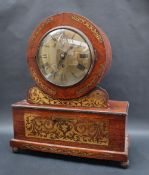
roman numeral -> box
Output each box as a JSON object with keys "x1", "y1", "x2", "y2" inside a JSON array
[
  {"x1": 80, "y1": 54, "x2": 88, "y2": 58},
  {"x1": 40, "y1": 54, "x2": 48, "y2": 59},
  {"x1": 77, "y1": 63, "x2": 85, "y2": 71}
]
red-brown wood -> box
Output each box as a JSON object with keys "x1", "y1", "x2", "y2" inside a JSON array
[
  {"x1": 10, "y1": 12, "x2": 129, "y2": 167},
  {"x1": 10, "y1": 137, "x2": 128, "y2": 162},
  {"x1": 27, "y1": 12, "x2": 112, "y2": 99},
  {"x1": 10, "y1": 100, "x2": 129, "y2": 164}
]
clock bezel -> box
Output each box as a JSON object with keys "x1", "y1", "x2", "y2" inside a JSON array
[
  {"x1": 27, "y1": 12, "x2": 112, "y2": 99},
  {"x1": 36, "y1": 26, "x2": 95, "y2": 87}
]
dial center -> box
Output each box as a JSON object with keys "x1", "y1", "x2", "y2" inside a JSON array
[{"x1": 60, "y1": 53, "x2": 65, "y2": 59}]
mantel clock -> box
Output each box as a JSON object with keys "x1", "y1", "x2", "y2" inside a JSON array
[{"x1": 10, "y1": 12, "x2": 129, "y2": 168}]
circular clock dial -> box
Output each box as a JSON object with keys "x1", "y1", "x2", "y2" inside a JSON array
[{"x1": 37, "y1": 27, "x2": 94, "y2": 87}]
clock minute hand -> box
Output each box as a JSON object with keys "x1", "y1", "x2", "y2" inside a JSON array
[
  {"x1": 58, "y1": 52, "x2": 67, "y2": 67},
  {"x1": 58, "y1": 45, "x2": 74, "y2": 68}
]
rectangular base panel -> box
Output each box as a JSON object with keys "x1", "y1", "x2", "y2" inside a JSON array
[
  {"x1": 10, "y1": 100, "x2": 129, "y2": 163},
  {"x1": 10, "y1": 136, "x2": 128, "y2": 162}
]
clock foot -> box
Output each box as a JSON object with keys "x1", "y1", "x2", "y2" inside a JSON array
[
  {"x1": 120, "y1": 160, "x2": 129, "y2": 168},
  {"x1": 12, "y1": 147, "x2": 20, "y2": 153}
]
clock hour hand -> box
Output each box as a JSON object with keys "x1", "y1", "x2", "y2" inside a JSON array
[
  {"x1": 58, "y1": 52, "x2": 67, "y2": 68},
  {"x1": 58, "y1": 45, "x2": 73, "y2": 67}
]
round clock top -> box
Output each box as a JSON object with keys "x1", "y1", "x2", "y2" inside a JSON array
[{"x1": 27, "y1": 12, "x2": 112, "y2": 99}]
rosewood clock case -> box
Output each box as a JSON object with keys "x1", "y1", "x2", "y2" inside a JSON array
[{"x1": 10, "y1": 12, "x2": 129, "y2": 168}]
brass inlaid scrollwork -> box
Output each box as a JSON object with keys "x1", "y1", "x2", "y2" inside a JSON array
[
  {"x1": 29, "y1": 17, "x2": 53, "y2": 48},
  {"x1": 30, "y1": 68, "x2": 56, "y2": 96},
  {"x1": 24, "y1": 113, "x2": 109, "y2": 146},
  {"x1": 72, "y1": 15, "x2": 103, "y2": 43},
  {"x1": 27, "y1": 86, "x2": 108, "y2": 108},
  {"x1": 20, "y1": 143, "x2": 94, "y2": 157}
]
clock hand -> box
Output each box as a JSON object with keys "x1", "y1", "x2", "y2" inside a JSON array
[
  {"x1": 58, "y1": 52, "x2": 67, "y2": 68},
  {"x1": 58, "y1": 45, "x2": 74, "y2": 68},
  {"x1": 58, "y1": 32, "x2": 75, "y2": 69},
  {"x1": 71, "y1": 33, "x2": 76, "y2": 40}
]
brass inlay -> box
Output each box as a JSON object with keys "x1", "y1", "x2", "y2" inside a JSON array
[
  {"x1": 24, "y1": 113, "x2": 109, "y2": 146},
  {"x1": 30, "y1": 68, "x2": 56, "y2": 96},
  {"x1": 27, "y1": 86, "x2": 108, "y2": 108},
  {"x1": 20, "y1": 143, "x2": 95, "y2": 157},
  {"x1": 20, "y1": 143, "x2": 115, "y2": 158},
  {"x1": 29, "y1": 17, "x2": 53, "y2": 48},
  {"x1": 72, "y1": 15, "x2": 103, "y2": 43}
]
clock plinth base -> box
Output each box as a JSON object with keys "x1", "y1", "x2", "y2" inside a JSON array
[
  {"x1": 10, "y1": 136, "x2": 129, "y2": 167},
  {"x1": 10, "y1": 96, "x2": 129, "y2": 167}
]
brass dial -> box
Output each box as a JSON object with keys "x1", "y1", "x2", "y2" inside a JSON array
[{"x1": 37, "y1": 27, "x2": 95, "y2": 87}]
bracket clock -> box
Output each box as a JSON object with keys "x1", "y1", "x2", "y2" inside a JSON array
[{"x1": 10, "y1": 12, "x2": 129, "y2": 167}]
